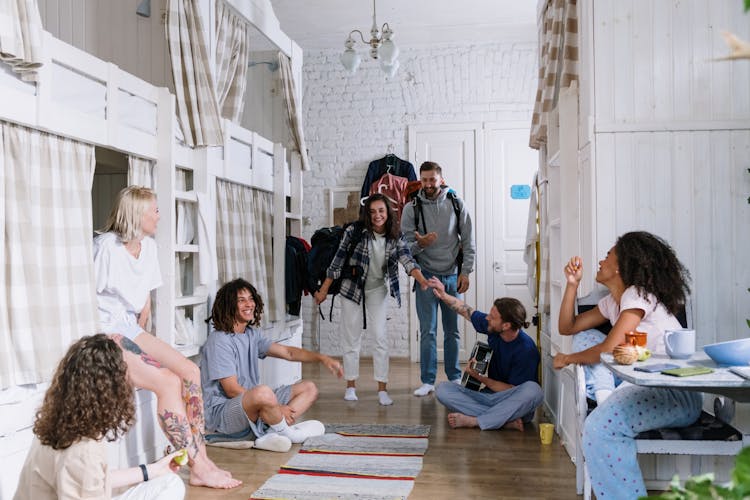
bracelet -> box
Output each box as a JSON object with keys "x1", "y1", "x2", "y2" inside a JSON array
[{"x1": 139, "y1": 463, "x2": 149, "y2": 482}]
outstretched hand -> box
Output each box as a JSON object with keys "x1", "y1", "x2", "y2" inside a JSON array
[
  {"x1": 428, "y1": 277, "x2": 445, "y2": 298},
  {"x1": 323, "y1": 355, "x2": 344, "y2": 378},
  {"x1": 415, "y1": 231, "x2": 438, "y2": 248},
  {"x1": 564, "y1": 256, "x2": 583, "y2": 285}
]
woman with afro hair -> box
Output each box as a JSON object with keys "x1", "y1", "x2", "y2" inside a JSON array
[
  {"x1": 552, "y1": 231, "x2": 699, "y2": 499},
  {"x1": 14, "y1": 334, "x2": 185, "y2": 500}
]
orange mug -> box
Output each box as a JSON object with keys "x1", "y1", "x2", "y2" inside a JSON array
[{"x1": 625, "y1": 331, "x2": 647, "y2": 347}]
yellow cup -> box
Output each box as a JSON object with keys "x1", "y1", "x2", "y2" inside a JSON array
[{"x1": 539, "y1": 423, "x2": 554, "y2": 445}]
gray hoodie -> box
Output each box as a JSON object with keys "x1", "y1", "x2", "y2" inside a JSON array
[{"x1": 401, "y1": 187, "x2": 475, "y2": 276}]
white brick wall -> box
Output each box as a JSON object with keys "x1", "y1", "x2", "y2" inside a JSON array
[{"x1": 299, "y1": 41, "x2": 537, "y2": 360}]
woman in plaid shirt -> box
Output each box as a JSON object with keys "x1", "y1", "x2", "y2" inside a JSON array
[{"x1": 314, "y1": 193, "x2": 428, "y2": 406}]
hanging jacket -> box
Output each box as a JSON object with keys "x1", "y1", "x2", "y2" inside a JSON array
[{"x1": 360, "y1": 154, "x2": 417, "y2": 199}]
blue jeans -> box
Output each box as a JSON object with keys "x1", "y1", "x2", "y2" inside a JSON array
[{"x1": 415, "y1": 271, "x2": 461, "y2": 384}]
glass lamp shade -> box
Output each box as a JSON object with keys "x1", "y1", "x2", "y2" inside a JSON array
[
  {"x1": 380, "y1": 58, "x2": 399, "y2": 78},
  {"x1": 340, "y1": 48, "x2": 361, "y2": 74},
  {"x1": 379, "y1": 39, "x2": 399, "y2": 65}
]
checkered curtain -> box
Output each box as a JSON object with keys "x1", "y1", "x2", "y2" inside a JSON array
[
  {"x1": 0, "y1": 0, "x2": 43, "y2": 82},
  {"x1": 166, "y1": 0, "x2": 224, "y2": 147},
  {"x1": 0, "y1": 121, "x2": 97, "y2": 389},
  {"x1": 214, "y1": 0, "x2": 249, "y2": 123},
  {"x1": 215, "y1": 179, "x2": 276, "y2": 322},
  {"x1": 529, "y1": 0, "x2": 578, "y2": 150},
  {"x1": 278, "y1": 53, "x2": 311, "y2": 171}
]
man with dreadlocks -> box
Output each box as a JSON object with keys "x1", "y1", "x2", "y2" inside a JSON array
[{"x1": 200, "y1": 278, "x2": 344, "y2": 452}]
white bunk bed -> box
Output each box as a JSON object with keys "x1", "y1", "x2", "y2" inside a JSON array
[{"x1": 0, "y1": 4, "x2": 304, "y2": 497}]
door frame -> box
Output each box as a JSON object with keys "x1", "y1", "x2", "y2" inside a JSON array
[{"x1": 407, "y1": 122, "x2": 483, "y2": 363}]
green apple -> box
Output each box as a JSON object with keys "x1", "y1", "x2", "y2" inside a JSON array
[
  {"x1": 173, "y1": 449, "x2": 189, "y2": 466},
  {"x1": 636, "y1": 346, "x2": 652, "y2": 361}
]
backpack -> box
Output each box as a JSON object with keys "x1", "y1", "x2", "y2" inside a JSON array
[
  {"x1": 413, "y1": 191, "x2": 464, "y2": 274},
  {"x1": 307, "y1": 221, "x2": 367, "y2": 324}
]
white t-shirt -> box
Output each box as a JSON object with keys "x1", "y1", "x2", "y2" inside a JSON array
[
  {"x1": 364, "y1": 232, "x2": 387, "y2": 291},
  {"x1": 93, "y1": 232, "x2": 162, "y2": 337},
  {"x1": 598, "y1": 286, "x2": 681, "y2": 355}
]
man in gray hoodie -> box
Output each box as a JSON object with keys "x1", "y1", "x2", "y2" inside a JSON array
[{"x1": 401, "y1": 161, "x2": 475, "y2": 396}]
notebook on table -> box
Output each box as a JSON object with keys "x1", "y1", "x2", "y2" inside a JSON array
[{"x1": 661, "y1": 366, "x2": 714, "y2": 377}]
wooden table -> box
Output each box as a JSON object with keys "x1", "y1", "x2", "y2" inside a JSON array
[{"x1": 601, "y1": 352, "x2": 750, "y2": 403}]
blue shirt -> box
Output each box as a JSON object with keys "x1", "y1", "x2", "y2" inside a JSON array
[{"x1": 470, "y1": 311, "x2": 540, "y2": 387}]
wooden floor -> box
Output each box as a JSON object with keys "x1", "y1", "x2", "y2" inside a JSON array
[{"x1": 187, "y1": 358, "x2": 579, "y2": 500}]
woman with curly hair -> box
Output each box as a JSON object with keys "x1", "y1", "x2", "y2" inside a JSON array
[
  {"x1": 314, "y1": 193, "x2": 428, "y2": 405},
  {"x1": 94, "y1": 186, "x2": 240, "y2": 489},
  {"x1": 552, "y1": 231, "x2": 700, "y2": 498},
  {"x1": 14, "y1": 334, "x2": 185, "y2": 500}
]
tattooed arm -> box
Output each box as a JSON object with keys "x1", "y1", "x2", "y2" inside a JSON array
[{"x1": 426, "y1": 276, "x2": 474, "y2": 321}]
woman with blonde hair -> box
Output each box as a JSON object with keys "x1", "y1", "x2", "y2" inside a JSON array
[
  {"x1": 14, "y1": 334, "x2": 185, "y2": 499},
  {"x1": 94, "y1": 186, "x2": 240, "y2": 489}
]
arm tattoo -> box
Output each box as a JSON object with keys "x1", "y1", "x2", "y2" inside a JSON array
[{"x1": 450, "y1": 302, "x2": 474, "y2": 318}]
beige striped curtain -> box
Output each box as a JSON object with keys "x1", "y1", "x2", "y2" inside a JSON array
[
  {"x1": 0, "y1": 0, "x2": 43, "y2": 82},
  {"x1": 166, "y1": 0, "x2": 224, "y2": 147},
  {"x1": 529, "y1": 0, "x2": 578, "y2": 150},
  {"x1": 0, "y1": 121, "x2": 98, "y2": 389},
  {"x1": 214, "y1": 0, "x2": 249, "y2": 123},
  {"x1": 278, "y1": 53, "x2": 311, "y2": 171},
  {"x1": 215, "y1": 179, "x2": 276, "y2": 323}
]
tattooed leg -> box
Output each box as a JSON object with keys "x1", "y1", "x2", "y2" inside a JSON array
[
  {"x1": 158, "y1": 410, "x2": 197, "y2": 456},
  {"x1": 182, "y1": 378, "x2": 206, "y2": 451},
  {"x1": 112, "y1": 334, "x2": 162, "y2": 368}
]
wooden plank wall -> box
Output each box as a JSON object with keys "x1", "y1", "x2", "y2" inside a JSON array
[
  {"x1": 588, "y1": 0, "x2": 750, "y2": 346},
  {"x1": 37, "y1": 0, "x2": 172, "y2": 91}
]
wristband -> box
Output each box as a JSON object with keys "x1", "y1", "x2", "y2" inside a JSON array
[{"x1": 139, "y1": 463, "x2": 149, "y2": 482}]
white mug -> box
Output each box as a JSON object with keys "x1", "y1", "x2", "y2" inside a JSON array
[{"x1": 664, "y1": 328, "x2": 696, "y2": 359}]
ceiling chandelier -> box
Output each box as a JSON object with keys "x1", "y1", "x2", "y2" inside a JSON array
[{"x1": 340, "y1": 0, "x2": 399, "y2": 77}]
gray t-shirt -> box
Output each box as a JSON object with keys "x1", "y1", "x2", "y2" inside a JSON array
[{"x1": 200, "y1": 326, "x2": 273, "y2": 430}]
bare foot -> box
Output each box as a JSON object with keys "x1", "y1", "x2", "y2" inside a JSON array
[
  {"x1": 189, "y1": 457, "x2": 241, "y2": 489},
  {"x1": 447, "y1": 412, "x2": 478, "y2": 429},
  {"x1": 189, "y1": 468, "x2": 242, "y2": 489},
  {"x1": 502, "y1": 418, "x2": 524, "y2": 432}
]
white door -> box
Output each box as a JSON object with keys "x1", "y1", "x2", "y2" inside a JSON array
[
  {"x1": 408, "y1": 124, "x2": 481, "y2": 363},
  {"x1": 482, "y1": 124, "x2": 538, "y2": 331}
]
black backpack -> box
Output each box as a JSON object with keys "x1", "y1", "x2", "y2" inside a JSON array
[
  {"x1": 308, "y1": 221, "x2": 367, "y2": 324},
  {"x1": 413, "y1": 191, "x2": 464, "y2": 274}
]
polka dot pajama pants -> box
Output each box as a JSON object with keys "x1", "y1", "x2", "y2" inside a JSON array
[{"x1": 582, "y1": 384, "x2": 702, "y2": 499}]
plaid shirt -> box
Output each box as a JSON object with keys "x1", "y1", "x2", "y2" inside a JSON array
[{"x1": 326, "y1": 224, "x2": 419, "y2": 306}]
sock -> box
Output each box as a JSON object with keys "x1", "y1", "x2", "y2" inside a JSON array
[
  {"x1": 344, "y1": 387, "x2": 358, "y2": 401},
  {"x1": 270, "y1": 418, "x2": 309, "y2": 444},
  {"x1": 413, "y1": 383, "x2": 435, "y2": 397},
  {"x1": 595, "y1": 389, "x2": 612, "y2": 404},
  {"x1": 378, "y1": 391, "x2": 393, "y2": 406}
]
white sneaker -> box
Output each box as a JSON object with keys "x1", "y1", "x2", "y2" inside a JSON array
[
  {"x1": 253, "y1": 433, "x2": 292, "y2": 452},
  {"x1": 413, "y1": 383, "x2": 435, "y2": 397},
  {"x1": 293, "y1": 420, "x2": 326, "y2": 440},
  {"x1": 344, "y1": 387, "x2": 358, "y2": 401},
  {"x1": 451, "y1": 378, "x2": 462, "y2": 385},
  {"x1": 378, "y1": 391, "x2": 394, "y2": 406}
]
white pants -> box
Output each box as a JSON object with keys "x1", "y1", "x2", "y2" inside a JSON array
[
  {"x1": 340, "y1": 284, "x2": 389, "y2": 383},
  {"x1": 114, "y1": 473, "x2": 185, "y2": 500}
]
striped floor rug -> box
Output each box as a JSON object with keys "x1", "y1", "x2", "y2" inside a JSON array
[{"x1": 250, "y1": 423, "x2": 431, "y2": 500}]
